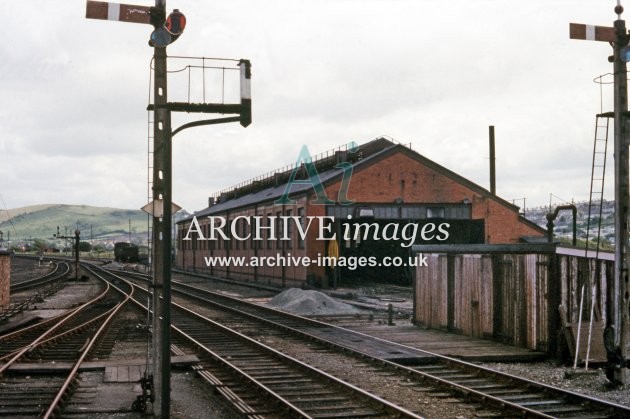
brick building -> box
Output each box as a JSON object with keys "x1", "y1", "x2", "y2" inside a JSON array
[
  {"x1": 0, "y1": 250, "x2": 10, "y2": 310},
  {"x1": 176, "y1": 138, "x2": 545, "y2": 287}
]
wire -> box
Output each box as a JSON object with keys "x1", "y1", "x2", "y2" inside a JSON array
[{"x1": 0, "y1": 194, "x2": 17, "y2": 237}]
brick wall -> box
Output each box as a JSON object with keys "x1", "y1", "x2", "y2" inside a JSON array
[
  {"x1": 175, "y1": 147, "x2": 543, "y2": 286},
  {"x1": 325, "y1": 151, "x2": 542, "y2": 243},
  {"x1": 0, "y1": 251, "x2": 10, "y2": 310}
]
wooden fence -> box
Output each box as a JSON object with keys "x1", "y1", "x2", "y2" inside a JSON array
[{"x1": 412, "y1": 244, "x2": 614, "y2": 354}]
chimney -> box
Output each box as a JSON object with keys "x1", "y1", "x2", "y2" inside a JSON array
[{"x1": 489, "y1": 125, "x2": 496, "y2": 195}]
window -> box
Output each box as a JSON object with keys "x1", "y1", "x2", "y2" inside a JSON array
[
  {"x1": 242, "y1": 217, "x2": 248, "y2": 250},
  {"x1": 276, "y1": 211, "x2": 283, "y2": 249},
  {"x1": 298, "y1": 207, "x2": 305, "y2": 249},
  {"x1": 267, "y1": 213, "x2": 273, "y2": 249},
  {"x1": 286, "y1": 209, "x2": 293, "y2": 249},
  {"x1": 427, "y1": 207, "x2": 445, "y2": 219}
]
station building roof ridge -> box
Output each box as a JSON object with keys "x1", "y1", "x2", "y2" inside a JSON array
[
  {"x1": 182, "y1": 136, "x2": 535, "y2": 227},
  {"x1": 188, "y1": 138, "x2": 396, "y2": 220}
]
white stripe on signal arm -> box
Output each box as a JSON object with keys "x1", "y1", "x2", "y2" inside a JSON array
[{"x1": 108, "y1": 2, "x2": 121, "y2": 21}]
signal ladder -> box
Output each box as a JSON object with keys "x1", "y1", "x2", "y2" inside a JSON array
[{"x1": 584, "y1": 113, "x2": 611, "y2": 256}]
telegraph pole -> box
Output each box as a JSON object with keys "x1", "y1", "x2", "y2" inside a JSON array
[
  {"x1": 87, "y1": 1, "x2": 252, "y2": 413},
  {"x1": 612, "y1": 9, "x2": 630, "y2": 387},
  {"x1": 570, "y1": 2, "x2": 630, "y2": 385},
  {"x1": 53, "y1": 227, "x2": 80, "y2": 281},
  {"x1": 151, "y1": 2, "x2": 172, "y2": 415}
]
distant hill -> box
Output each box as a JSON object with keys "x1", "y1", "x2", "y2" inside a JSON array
[{"x1": 0, "y1": 204, "x2": 188, "y2": 247}]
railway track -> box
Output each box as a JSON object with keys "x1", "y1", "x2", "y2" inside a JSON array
[
  {"x1": 1, "y1": 261, "x2": 71, "y2": 322},
  {"x1": 93, "y1": 263, "x2": 420, "y2": 418},
  {"x1": 7, "y1": 258, "x2": 626, "y2": 417},
  {"x1": 118, "y1": 268, "x2": 630, "y2": 418},
  {"x1": 9, "y1": 259, "x2": 69, "y2": 292},
  {"x1": 0, "y1": 266, "x2": 133, "y2": 418}
]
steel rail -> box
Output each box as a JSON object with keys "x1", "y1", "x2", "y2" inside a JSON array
[
  {"x1": 166, "y1": 282, "x2": 555, "y2": 417},
  {"x1": 163, "y1": 276, "x2": 630, "y2": 418},
  {"x1": 42, "y1": 266, "x2": 135, "y2": 418},
  {"x1": 9, "y1": 261, "x2": 70, "y2": 292},
  {"x1": 0, "y1": 279, "x2": 112, "y2": 375},
  {"x1": 102, "y1": 266, "x2": 630, "y2": 417},
  {"x1": 0, "y1": 308, "x2": 115, "y2": 363},
  {"x1": 94, "y1": 263, "x2": 419, "y2": 418},
  {"x1": 171, "y1": 301, "x2": 420, "y2": 418}
]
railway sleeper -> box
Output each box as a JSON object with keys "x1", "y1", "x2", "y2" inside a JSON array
[
  {"x1": 481, "y1": 388, "x2": 531, "y2": 396},
  {"x1": 269, "y1": 388, "x2": 338, "y2": 398},
  {"x1": 497, "y1": 393, "x2": 553, "y2": 401},
  {"x1": 307, "y1": 409, "x2": 385, "y2": 419},
  {"x1": 237, "y1": 365, "x2": 289, "y2": 372},
  {"x1": 0, "y1": 407, "x2": 49, "y2": 415},
  {"x1": 516, "y1": 399, "x2": 565, "y2": 407},
  {"x1": 535, "y1": 404, "x2": 597, "y2": 415},
  {"x1": 215, "y1": 386, "x2": 280, "y2": 417},
  {"x1": 246, "y1": 372, "x2": 305, "y2": 381},
  {"x1": 263, "y1": 377, "x2": 316, "y2": 386},
  {"x1": 194, "y1": 364, "x2": 275, "y2": 417},
  {"x1": 291, "y1": 396, "x2": 348, "y2": 404}
]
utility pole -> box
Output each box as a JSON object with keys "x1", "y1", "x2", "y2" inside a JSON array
[
  {"x1": 150, "y1": 3, "x2": 172, "y2": 414},
  {"x1": 54, "y1": 227, "x2": 80, "y2": 280},
  {"x1": 87, "y1": 2, "x2": 252, "y2": 414},
  {"x1": 612, "y1": 12, "x2": 630, "y2": 387},
  {"x1": 570, "y1": 2, "x2": 630, "y2": 386}
]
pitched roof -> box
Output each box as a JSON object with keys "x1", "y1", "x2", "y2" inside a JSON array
[
  {"x1": 192, "y1": 137, "x2": 398, "y2": 218},
  {"x1": 182, "y1": 137, "x2": 538, "y2": 232}
]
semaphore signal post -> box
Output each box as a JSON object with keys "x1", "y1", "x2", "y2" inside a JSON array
[
  {"x1": 570, "y1": 2, "x2": 630, "y2": 386},
  {"x1": 86, "y1": 1, "x2": 252, "y2": 416}
]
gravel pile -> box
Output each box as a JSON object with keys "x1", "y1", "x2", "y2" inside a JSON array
[{"x1": 269, "y1": 288, "x2": 363, "y2": 316}]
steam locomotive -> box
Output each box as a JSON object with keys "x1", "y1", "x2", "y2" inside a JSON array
[{"x1": 114, "y1": 242, "x2": 139, "y2": 263}]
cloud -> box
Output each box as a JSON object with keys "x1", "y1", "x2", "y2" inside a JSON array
[{"x1": 0, "y1": 0, "x2": 620, "y2": 212}]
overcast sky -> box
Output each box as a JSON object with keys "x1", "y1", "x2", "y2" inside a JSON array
[{"x1": 0, "y1": 1, "x2": 621, "y2": 213}]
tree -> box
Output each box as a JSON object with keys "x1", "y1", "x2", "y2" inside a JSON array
[{"x1": 32, "y1": 238, "x2": 48, "y2": 253}]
